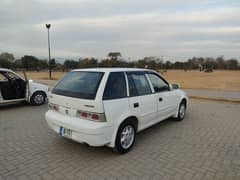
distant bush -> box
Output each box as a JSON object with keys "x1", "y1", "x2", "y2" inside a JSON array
[{"x1": 0, "y1": 52, "x2": 239, "y2": 70}]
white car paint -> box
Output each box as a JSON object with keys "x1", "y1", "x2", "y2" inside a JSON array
[
  {"x1": 0, "y1": 68, "x2": 49, "y2": 105},
  {"x1": 45, "y1": 68, "x2": 188, "y2": 150},
  {"x1": 27, "y1": 80, "x2": 49, "y2": 102}
]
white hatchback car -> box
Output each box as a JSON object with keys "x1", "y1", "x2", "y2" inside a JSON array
[
  {"x1": 0, "y1": 68, "x2": 48, "y2": 106},
  {"x1": 45, "y1": 68, "x2": 188, "y2": 153}
]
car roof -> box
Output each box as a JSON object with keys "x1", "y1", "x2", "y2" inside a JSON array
[
  {"x1": 72, "y1": 68, "x2": 155, "y2": 73},
  {"x1": 0, "y1": 68, "x2": 14, "y2": 73}
]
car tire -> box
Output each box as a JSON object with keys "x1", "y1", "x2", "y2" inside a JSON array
[
  {"x1": 176, "y1": 101, "x2": 186, "y2": 121},
  {"x1": 115, "y1": 121, "x2": 136, "y2": 154},
  {"x1": 30, "y1": 91, "x2": 46, "y2": 106}
]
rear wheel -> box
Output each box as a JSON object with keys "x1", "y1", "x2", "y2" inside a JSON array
[
  {"x1": 115, "y1": 122, "x2": 136, "y2": 154},
  {"x1": 176, "y1": 101, "x2": 186, "y2": 121},
  {"x1": 30, "y1": 91, "x2": 46, "y2": 105}
]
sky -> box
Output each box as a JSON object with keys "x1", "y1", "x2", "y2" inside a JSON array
[{"x1": 0, "y1": 0, "x2": 240, "y2": 61}]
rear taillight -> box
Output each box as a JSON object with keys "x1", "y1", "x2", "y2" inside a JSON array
[
  {"x1": 77, "y1": 110, "x2": 106, "y2": 122},
  {"x1": 49, "y1": 103, "x2": 59, "y2": 111}
]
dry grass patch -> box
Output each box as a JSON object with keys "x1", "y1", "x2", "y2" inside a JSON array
[
  {"x1": 16, "y1": 70, "x2": 240, "y2": 91},
  {"x1": 17, "y1": 71, "x2": 66, "y2": 80},
  {"x1": 163, "y1": 70, "x2": 240, "y2": 91}
]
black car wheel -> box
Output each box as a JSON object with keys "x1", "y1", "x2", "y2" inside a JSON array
[
  {"x1": 176, "y1": 101, "x2": 186, "y2": 121},
  {"x1": 115, "y1": 121, "x2": 136, "y2": 154},
  {"x1": 30, "y1": 91, "x2": 46, "y2": 105}
]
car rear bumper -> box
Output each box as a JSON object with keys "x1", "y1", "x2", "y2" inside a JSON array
[{"x1": 45, "y1": 110, "x2": 112, "y2": 147}]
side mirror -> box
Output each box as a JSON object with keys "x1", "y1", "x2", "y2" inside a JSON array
[{"x1": 172, "y1": 83, "x2": 180, "y2": 89}]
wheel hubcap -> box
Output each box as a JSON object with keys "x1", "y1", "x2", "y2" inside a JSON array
[
  {"x1": 120, "y1": 125, "x2": 135, "y2": 149},
  {"x1": 34, "y1": 94, "x2": 44, "y2": 104},
  {"x1": 179, "y1": 104, "x2": 185, "y2": 118}
]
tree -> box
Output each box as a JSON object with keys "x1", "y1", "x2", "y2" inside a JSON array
[
  {"x1": 55, "y1": 63, "x2": 64, "y2": 71},
  {"x1": 165, "y1": 61, "x2": 172, "y2": 69},
  {"x1": 204, "y1": 57, "x2": 216, "y2": 70},
  {"x1": 226, "y1": 59, "x2": 238, "y2": 70},
  {"x1": 12, "y1": 59, "x2": 22, "y2": 69},
  {"x1": 0, "y1": 52, "x2": 239, "y2": 71},
  {"x1": 187, "y1": 57, "x2": 199, "y2": 69},
  {"x1": 216, "y1": 56, "x2": 226, "y2": 69},
  {"x1": 99, "y1": 58, "x2": 130, "y2": 67},
  {"x1": 64, "y1": 60, "x2": 79, "y2": 70},
  {"x1": 0, "y1": 52, "x2": 14, "y2": 62},
  {"x1": 135, "y1": 59, "x2": 147, "y2": 68},
  {"x1": 79, "y1": 58, "x2": 98, "y2": 68},
  {"x1": 108, "y1": 52, "x2": 121, "y2": 61},
  {"x1": 21, "y1": 55, "x2": 39, "y2": 70},
  {"x1": 38, "y1": 60, "x2": 48, "y2": 70},
  {"x1": 0, "y1": 58, "x2": 12, "y2": 68},
  {"x1": 50, "y1": 59, "x2": 56, "y2": 69}
]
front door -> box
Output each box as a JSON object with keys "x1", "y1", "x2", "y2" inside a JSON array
[
  {"x1": 146, "y1": 72, "x2": 178, "y2": 121},
  {"x1": 0, "y1": 73, "x2": 8, "y2": 102},
  {"x1": 0, "y1": 71, "x2": 26, "y2": 101},
  {"x1": 126, "y1": 71, "x2": 157, "y2": 131}
]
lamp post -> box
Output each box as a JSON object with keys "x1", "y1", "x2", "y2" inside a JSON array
[{"x1": 45, "y1": 24, "x2": 52, "y2": 79}]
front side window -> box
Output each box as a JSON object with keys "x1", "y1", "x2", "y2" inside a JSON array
[
  {"x1": 52, "y1": 71, "x2": 104, "y2": 99},
  {"x1": 147, "y1": 73, "x2": 169, "y2": 92},
  {"x1": 127, "y1": 72, "x2": 152, "y2": 96},
  {"x1": 103, "y1": 72, "x2": 127, "y2": 100}
]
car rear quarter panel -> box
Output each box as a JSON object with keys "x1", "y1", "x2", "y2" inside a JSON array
[{"x1": 103, "y1": 98, "x2": 137, "y2": 147}]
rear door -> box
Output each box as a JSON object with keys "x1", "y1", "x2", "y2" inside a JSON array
[
  {"x1": 146, "y1": 72, "x2": 178, "y2": 121},
  {"x1": 102, "y1": 72, "x2": 129, "y2": 126},
  {"x1": 126, "y1": 71, "x2": 157, "y2": 131}
]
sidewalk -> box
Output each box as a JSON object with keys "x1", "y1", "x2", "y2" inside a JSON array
[{"x1": 185, "y1": 89, "x2": 240, "y2": 102}]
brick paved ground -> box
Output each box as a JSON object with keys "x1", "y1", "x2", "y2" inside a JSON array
[{"x1": 0, "y1": 100, "x2": 240, "y2": 180}]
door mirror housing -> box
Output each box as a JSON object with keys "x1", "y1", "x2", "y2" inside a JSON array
[{"x1": 171, "y1": 83, "x2": 180, "y2": 89}]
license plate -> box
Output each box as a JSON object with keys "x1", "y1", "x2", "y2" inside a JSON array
[{"x1": 59, "y1": 127, "x2": 72, "y2": 138}]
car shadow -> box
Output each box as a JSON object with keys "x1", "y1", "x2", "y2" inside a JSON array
[
  {"x1": 0, "y1": 102, "x2": 47, "y2": 110},
  {"x1": 50, "y1": 134, "x2": 117, "y2": 157},
  {"x1": 0, "y1": 102, "x2": 27, "y2": 109},
  {"x1": 138, "y1": 117, "x2": 177, "y2": 135},
  {"x1": 136, "y1": 117, "x2": 178, "y2": 141}
]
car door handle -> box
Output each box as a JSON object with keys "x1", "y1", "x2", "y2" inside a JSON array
[
  {"x1": 133, "y1": 102, "x2": 139, "y2": 108},
  {"x1": 159, "y1": 97, "x2": 163, "y2": 102}
]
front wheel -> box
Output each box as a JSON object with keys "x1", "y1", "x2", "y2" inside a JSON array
[
  {"x1": 176, "y1": 102, "x2": 186, "y2": 121},
  {"x1": 115, "y1": 122, "x2": 136, "y2": 154},
  {"x1": 30, "y1": 91, "x2": 46, "y2": 105}
]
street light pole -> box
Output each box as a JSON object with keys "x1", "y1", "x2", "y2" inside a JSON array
[{"x1": 45, "y1": 24, "x2": 52, "y2": 79}]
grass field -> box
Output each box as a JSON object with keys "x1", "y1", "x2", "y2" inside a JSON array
[
  {"x1": 17, "y1": 70, "x2": 240, "y2": 91},
  {"x1": 163, "y1": 70, "x2": 240, "y2": 91}
]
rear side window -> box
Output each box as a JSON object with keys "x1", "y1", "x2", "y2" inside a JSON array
[
  {"x1": 103, "y1": 72, "x2": 127, "y2": 100},
  {"x1": 52, "y1": 71, "x2": 104, "y2": 99},
  {"x1": 127, "y1": 72, "x2": 152, "y2": 97}
]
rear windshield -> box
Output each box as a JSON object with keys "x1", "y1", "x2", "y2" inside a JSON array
[{"x1": 52, "y1": 71, "x2": 104, "y2": 99}]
